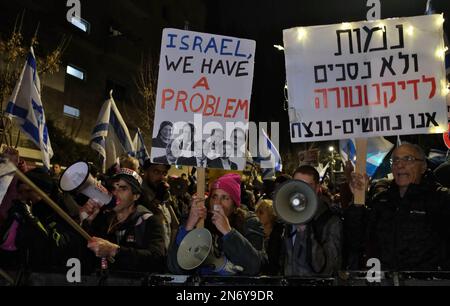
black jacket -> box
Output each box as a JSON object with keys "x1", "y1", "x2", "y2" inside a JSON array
[
  {"x1": 88, "y1": 205, "x2": 166, "y2": 272},
  {"x1": 281, "y1": 202, "x2": 343, "y2": 276},
  {"x1": 0, "y1": 199, "x2": 84, "y2": 272},
  {"x1": 344, "y1": 176, "x2": 450, "y2": 271}
]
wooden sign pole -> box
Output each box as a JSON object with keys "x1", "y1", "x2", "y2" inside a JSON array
[
  {"x1": 196, "y1": 167, "x2": 206, "y2": 228},
  {"x1": 354, "y1": 138, "x2": 368, "y2": 205}
]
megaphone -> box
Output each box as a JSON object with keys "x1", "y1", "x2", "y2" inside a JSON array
[
  {"x1": 273, "y1": 179, "x2": 319, "y2": 224},
  {"x1": 168, "y1": 177, "x2": 188, "y2": 197},
  {"x1": 177, "y1": 228, "x2": 243, "y2": 273},
  {"x1": 59, "y1": 161, "x2": 116, "y2": 219}
]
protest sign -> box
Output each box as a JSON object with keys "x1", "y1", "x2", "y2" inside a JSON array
[
  {"x1": 151, "y1": 29, "x2": 255, "y2": 170},
  {"x1": 284, "y1": 14, "x2": 448, "y2": 142}
]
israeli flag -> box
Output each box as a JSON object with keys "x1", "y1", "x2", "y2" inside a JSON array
[
  {"x1": 339, "y1": 137, "x2": 394, "y2": 178},
  {"x1": 132, "y1": 128, "x2": 150, "y2": 167},
  {"x1": 90, "y1": 92, "x2": 135, "y2": 173},
  {"x1": 5, "y1": 48, "x2": 53, "y2": 169},
  {"x1": 252, "y1": 129, "x2": 282, "y2": 179}
]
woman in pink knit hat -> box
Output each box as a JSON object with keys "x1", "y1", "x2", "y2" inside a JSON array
[{"x1": 168, "y1": 173, "x2": 266, "y2": 276}]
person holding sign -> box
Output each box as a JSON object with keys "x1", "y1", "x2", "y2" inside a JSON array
[
  {"x1": 345, "y1": 143, "x2": 450, "y2": 271},
  {"x1": 167, "y1": 173, "x2": 266, "y2": 276}
]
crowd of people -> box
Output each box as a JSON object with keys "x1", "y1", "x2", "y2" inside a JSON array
[{"x1": 1, "y1": 142, "x2": 450, "y2": 283}]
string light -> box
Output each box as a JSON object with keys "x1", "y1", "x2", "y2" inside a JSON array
[
  {"x1": 273, "y1": 44, "x2": 285, "y2": 51},
  {"x1": 406, "y1": 26, "x2": 414, "y2": 36},
  {"x1": 341, "y1": 22, "x2": 352, "y2": 30},
  {"x1": 441, "y1": 79, "x2": 450, "y2": 97},
  {"x1": 436, "y1": 14, "x2": 445, "y2": 26},
  {"x1": 297, "y1": 28, "x2": 307, "y2": 41},
  {"x1": 435, "y1": 46, "x2": 448, "y2": 60}
]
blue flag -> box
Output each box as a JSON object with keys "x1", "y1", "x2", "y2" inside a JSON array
[
  {"x1": 132, "y1": 128, "x2": 150, "y2": 167},
  {"x1": 5, "y1": 48, "x2": 53, "y2": 169},
  {"x1": 340, "y1": 137, "x2": 394, "y2": 178}
]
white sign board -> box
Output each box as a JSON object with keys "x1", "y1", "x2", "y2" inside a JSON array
[
  {"x1": 284, "y1": 14, "x2": 448, "y2": 142},
  {"x1": 151, "y1": 28, "x2": 255, "y2": 170}
]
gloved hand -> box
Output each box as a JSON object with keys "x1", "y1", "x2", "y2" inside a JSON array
[{"x1": 11, "y1": 200, "x2": 38, "y2": 225}]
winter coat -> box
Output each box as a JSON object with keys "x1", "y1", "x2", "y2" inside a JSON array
[{"x1": 344, "y1": 176, "x2": 450, "y2": 271}]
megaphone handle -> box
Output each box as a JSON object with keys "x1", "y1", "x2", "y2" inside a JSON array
[{"x1": 196, "y1": 167, "x2": 206, "y2": 229}]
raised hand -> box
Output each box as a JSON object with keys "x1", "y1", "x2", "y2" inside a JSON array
[
  {"x1": 185, "y1": 195, "x2": 207, "y2": 231},
  {"x1": 211, "y1": 204, "x2": 231, "y2": 235}
]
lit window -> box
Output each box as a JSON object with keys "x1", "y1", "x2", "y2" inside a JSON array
[
  {"x1": 71, "y1": 16, "x2": 90, "y2": 33},
  {"x1": 66, "y1": 65, "x2": 85, "y2": 80},
  {"x1": 63, "y1": 105, "x2": 80, "y2": 118}
]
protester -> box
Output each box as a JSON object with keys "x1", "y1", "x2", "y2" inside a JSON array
[
  {"x1": 167, "y1": 173, "x2": 266, "y2": 276},
  {"x1": 344, "y1": 143, "x2": 450, "y2": 271},
  {"x1": 84, "y1": 168, "x2": 166, "y2": 272}
]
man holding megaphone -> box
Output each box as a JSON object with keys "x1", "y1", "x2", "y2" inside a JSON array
[
  {"x1": 275, "y1": 165, "x2": 343, "y2": 277},
  {"x1": 83, "y1": 168, "x2": 166, "y2": 272}
]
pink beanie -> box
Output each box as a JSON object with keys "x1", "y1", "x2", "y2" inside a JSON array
[{"x1": 211, "y1": 173, "x2": 241, "y2": 207}]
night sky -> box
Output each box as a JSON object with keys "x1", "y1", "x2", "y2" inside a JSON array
[{"x1": 203, "y1": 0, "x2": 450, "y2": 156}]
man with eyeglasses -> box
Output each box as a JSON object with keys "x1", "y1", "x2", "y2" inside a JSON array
[{"x1": 344, "y1": 143, "x2": 450, "y2": 271}]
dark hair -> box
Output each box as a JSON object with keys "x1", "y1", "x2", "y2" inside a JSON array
[
  {"x1": 181, "y1": 123, "x2": 195, "y2": 151},
  {"x1": 143, "y1": 159, "x2": 171, "y2": 171},
  {"x1": 292, "y1": 165, "x2": 320, "y2": 184},
  {"x1": 274, "y1": 174, "x2": 291, "y2": 186},
  {"x1": 157, "y1": 121, "x2": 173, "y2": 137}
]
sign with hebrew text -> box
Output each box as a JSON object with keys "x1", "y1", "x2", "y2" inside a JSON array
[{"x1": 283, "y1": 14, "x2": 448, "y2": 142}]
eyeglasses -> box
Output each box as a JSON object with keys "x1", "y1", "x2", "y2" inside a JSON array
[{"x1": 390, "y1": 156, "x2": 425, "y2": 165}]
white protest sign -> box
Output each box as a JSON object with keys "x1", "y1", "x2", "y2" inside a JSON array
[
  {"x1": 284, "y1": 14, "x2": 448, "y2": 142},
  {"x1": 151, "y1": 28, "x2": 255, "y2": 170}
]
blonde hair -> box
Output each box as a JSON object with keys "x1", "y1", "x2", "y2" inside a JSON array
[
  {"x1": 255, "y1": 198, "x2": 277, "y2": 223},
  {"x1": 119, "y1": 155, "x2": 139, "y2": 172}
]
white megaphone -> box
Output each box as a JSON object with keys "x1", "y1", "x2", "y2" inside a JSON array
[
  {"x1": 273, "y1": 179, "x2": 319, "y2": 224},
  {"x1": 177, "y1": 228, "x2": 243, "y2": 274},
  {"x1": 59, "y1": 161, "x2": 116, "y2": 220}
]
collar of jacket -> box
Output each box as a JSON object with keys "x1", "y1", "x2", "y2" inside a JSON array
[{"x1": 113, "y1": 205, "x2": 152, "y2": 231}]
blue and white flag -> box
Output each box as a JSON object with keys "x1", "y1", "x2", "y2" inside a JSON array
[
  {"x1": 90, "y1": 93, "x2": 135, "y2": 173},
  {"x1": 5, "y1": 48, "x2": 53, "y2": 169},
  {"x1": 339, "y1": 137, "x2": 394, "y2": 178},
  {"x1": 132, "y1": 128, "x2": 150, "y2": 167},
  {"x1": 252, "y1": 129, "x2": 282, "y2": 179}
]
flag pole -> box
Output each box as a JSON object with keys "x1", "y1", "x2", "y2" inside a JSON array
[{"x1": 13, "y1": 167, "x2": 92, "y2": 241}]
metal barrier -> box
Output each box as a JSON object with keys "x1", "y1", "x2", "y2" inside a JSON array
[{"x1": 3, "y1": 270, "x2": 450, "y2": 286}]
